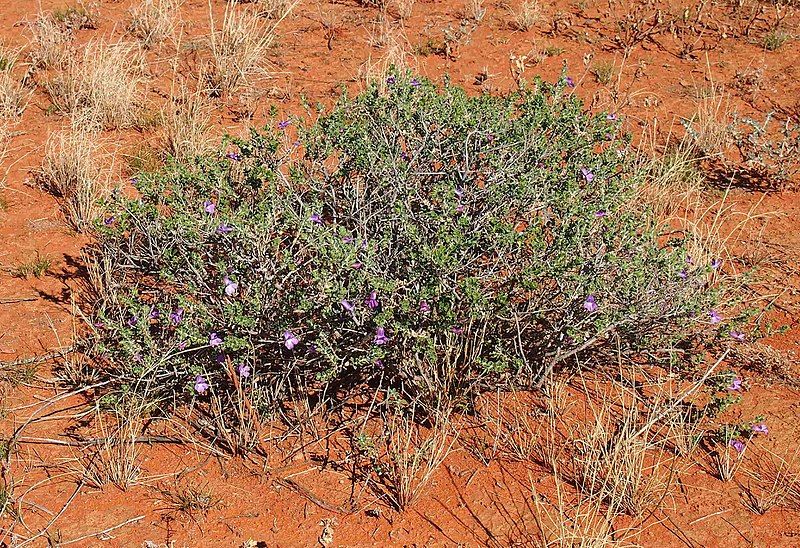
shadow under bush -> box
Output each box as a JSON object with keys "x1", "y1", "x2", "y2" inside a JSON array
[{"x1": 86, "y1": 73, "x2": 722, "y2": 442}]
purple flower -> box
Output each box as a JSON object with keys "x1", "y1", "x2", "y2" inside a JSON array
[
  {"x1": 711, "y1": 258, "x2": 722, "y2": 270},
  {"x1": 374, "y1": 327, "x2": 388, "y2": 345},
  {"x1": 456, "y1": 204, "x2": 465, "y2": 213},
  {"x1": 237, "y1": 363, "x2": 251, "y2": 378},
  {"x1": 203, "y1": 200, "x2": 216, "y2": 214},
  {"x1": 149, "y1": 307, "x2": 160, "y2": 320},
  {"x1": 387, "y1": 75, "x2": 396, "y2": 85},
  {"x1": 224, "y1": 276, "x2": 238, "y2": 296},
  {"x1": 343, "y1": 236, "x2": 355, "y2": 244},
  {"x1": 283, "y1": 331, "x2": 299, "y2": 350},
  {"x1": 194, "y1": 375, "x2": 209, "y2": 394},
  {"x1": 351, "y1": 261, "x2": 362, "y2": 269},
  {"x1": 177, "y1": 340, "x2": 188, "y2": 350},
  {"x1": 226, "y1": 151, "x2": 241, "y2": 161},
  {"x1": 729, "y1": 439, "x2": 745, "y2": 453},
  {"x1": 752, "y1": 423, "x2": 768, "y2": 435},
  {"x1": 606, "y1": 113, "x2": 618, "y2": 121},
  {"x1": 580, "y1": 167, "x2": 594, "y2": 183},
  {"x1": 728, "y1": 377, "x2": 742, "y2": 391},
  {"x1": 374, "y1": 359, "x2": 385, "y2": 369},
  {"x1": 564, "y1": 76, "x2": 575, "y2": 88},
  {"x1": 366, "y1": 291, "x2": 379, "y2": 310},
  {"x1": 309, "y1": 213, "x2": 323, "y2": 224},
  {"x1": 686, "y1": 255, "x2": 694, "y2": 265},
  {"x1": 170, "y1": 308, "x2": 184, "y2": 325},
  {"x1": 678, "y1": 270, "x2": 688, "y2": 280},
  {"x1": 594, "y1": 210, "x2": 607, "y2": 218},
  {"x1": 400, "y1": 150, "x2": 410, "y2": 161},
  {"x1": 451, "y1": 326, "x2": 464, "y2": 335},
  {"x1": 730, "y1": 330, "x2": 745, "y2": 342},
  {"x1": 130, "y1": 176, "x2": 139, "y2": 185},
  {"x1": 278, "y1": 120, "x2": 291, "y2": 130},
  {"x1": 103, "y1": 216, "x2": 115, "y2": 226},
  {"x1": 583, "y1": 295, "x2": 598, "y2": 313},
  {"x1": 419, "y1": 300, "x2": 430, "y2": 313},
  {"x1": 209, "y1": 333, "x2": 223, "y2": 347},
  {"x1": 341, "y1": 299, "x2": 354, "y2": 312},
  {"x1": 410, "y1": 78, "x2": 420, "y2": 87},
  {"x1": 709, "y1": 310, "x2": 722, "y2": 324},
  {"x1": 217, "y1": 223, "x2": 233, "y2": 234},
  {"x1": 127, "y1": 315, "x2": 138, "y2": 327}
]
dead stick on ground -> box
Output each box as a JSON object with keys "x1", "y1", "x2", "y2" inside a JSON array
[
  {"x1": 0, "y1": 296, "x2": 38, "y2": 304},
  {"x1": 57, "y1": 515, "x2": 145, "y2": 545},
  {"x1": 0, "y1": 346, "x2": 75, "y2": 370},
  {"x1": 274, "y1": 477, "x2": 352, "y2": 515}
]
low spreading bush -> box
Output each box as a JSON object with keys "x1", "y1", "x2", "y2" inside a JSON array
[{"x1": 88, "y1": 73, "x2": 722, "y2": 422}]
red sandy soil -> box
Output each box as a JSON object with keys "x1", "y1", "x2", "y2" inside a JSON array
[{"x1": 1, "y1": 0, "x2": 799, "y2": 546}]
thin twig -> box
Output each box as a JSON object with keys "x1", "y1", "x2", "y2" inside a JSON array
[
  {"x1": 57, "y1": 515, "x2": 145, "y2": 545},
  {"x1": 0, "y1": 346, "x2": 75, "y2": 370}
]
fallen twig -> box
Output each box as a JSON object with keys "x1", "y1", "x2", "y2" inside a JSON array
[{"x1": 0, "y1": 346, "x2": 75, "y2": 370}]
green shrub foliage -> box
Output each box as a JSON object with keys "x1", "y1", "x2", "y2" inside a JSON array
[{"x1": 90, "y1": 73, "x2": 719, "y2": 414}]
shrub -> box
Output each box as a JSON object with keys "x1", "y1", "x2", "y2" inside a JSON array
[
  {"x1": 88, "y1": 73, "x2": 721, "y2": 423},
  {"x1": 732, "y1": 112, "x2": 799, "y2": 190}
]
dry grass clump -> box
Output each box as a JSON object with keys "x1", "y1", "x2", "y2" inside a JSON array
[
  {"x1": 377, "y1": 404, "x2": 457, "y2": 510},
  {"x1": 682, "y1": 88, "x2": 733, "y2": 159},
  {"x1": 161, "y1": 87, "x2": 213, "y2": 162},
  {"x1": 531, "y1": 474, "x2": 638, "y2": 547},
  {"x1": 255, "y1": 0, "x2": 296, "y2": 20},
  {"x1": 566, "y1": 394, "x2": 675, "y2": 516},
  {"x1": 512, "y1": 0, "x2": 542, "y2": 31},
  {"x1": 78, "y1": 406, "x2": 142, "y2": 490},
  {"x1": 0, "y1": 46, "x2": 33, "y2": 119},
  {"x1": 359, "y1": 29, "x2": 415, "y2": 92},
  {"x1": 0, "y1": 123, "x2": 10, "y2": 167},
  {"x1": 206, "y1": 1, "x2": 276, "y2": 96},
  {"x1": 741, "y1": 448, "x2": 800, "y2": 514},
  {"x1": 27, "y1": 13, "x2": 74, "y2": 69},
  {"x1": 127, "y1": 0, "x2": 181, "y2": 48},
  {"x1": 730, "y1": 342, "x2": 798, "y2": 386},
  {"x1": 37, "y1": 128, "x2": 113, "y2": 231},
  {"x1": 44, "y1": 41, "x2": 145, "y2": 129}
]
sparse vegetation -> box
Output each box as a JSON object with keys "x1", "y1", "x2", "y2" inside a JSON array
[
  {"x1": 14, "y1": 253, "x2": 51, "y2": 279},
  {"x1": 1, "y1": 0, "x2": 799, "y2": 544},
  {"x1": 52, "y1": 3, "x2": 100, "y2": 31}
]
